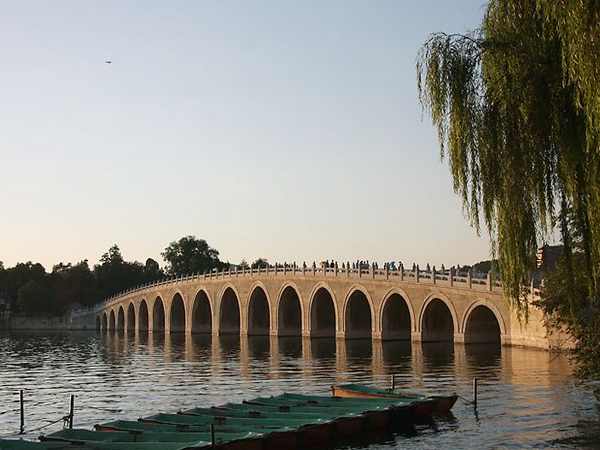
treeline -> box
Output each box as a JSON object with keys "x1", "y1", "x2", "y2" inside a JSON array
[{"x1": 0, "y1": 236, "x2": 231, "y2": 317}]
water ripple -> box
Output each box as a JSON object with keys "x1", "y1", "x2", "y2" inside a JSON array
[{"x1": 0, "y1": 332, "x2": 597, "y2": 448}]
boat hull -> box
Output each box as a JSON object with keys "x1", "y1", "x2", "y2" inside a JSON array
[{"x1": 331, "y1": 385, "x2": 458, "y2": 415}]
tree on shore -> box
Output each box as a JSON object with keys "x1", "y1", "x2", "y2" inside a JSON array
[
  {"x1": 251, "y1": 258, "x2": 269, "y2": 269},
  {"x1": 94, "y1": 245, "x2": 147, "y2": 299},
  {"x1": 417, "y1": 0, "x2": 600, "y2": 377},
  {"x1": 1, "y1": 246, "x2": 165, "y2": 315},
  {"x1": 51, "y1": 260, "x2": 97, "y2": 309},
  {"x1": 0, "y1": 237, "x2": 255, "y2": 315},
  {"x1": 144, "y1": 258, "x2": 163, "y2": 280},
  {"x1": 161, "y1": 236, "x2": 225, "y2": 275},
  {"x1": 18, "y1": 279, "x2": 53, "y2": 316},
  {"x1": 1, "y1": 262, "x2": 46, "y2": 312}
]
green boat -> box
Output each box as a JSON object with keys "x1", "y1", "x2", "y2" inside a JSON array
[
  {"x1": 142, "y1": 412, "x2": 330, "y2": 429},
  {"x1": 0, "y1": 441, "x2": 74, "y2": 450},
  {"x1": 95, "y1": 420, "x2": 264, "y2": 436},
  {"x1": 260, "y1": 393, "x2": 409, "y2": 406},
  {"x1": 182, "y1": 404, "x2": 362, "y2": 420},
  {"x1": 331, "y1": 383, "x2": 458, "y2": 415},
  {"x1": 240, "y1": 393, "x2": 419, "y2": 433},
  {"x1": 0, "y1": 439, "x2": 204, "y2": 450},
  {"x1": 41, "y1": 429, "x2": 211, "y2": 444},
  {"x1": 3, "y1": 391, "x2": 445, "y2": 450}
]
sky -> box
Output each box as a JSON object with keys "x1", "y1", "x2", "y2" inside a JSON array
[{"x1": 0, "y1": 1, "x2": 491, "y2": 270}]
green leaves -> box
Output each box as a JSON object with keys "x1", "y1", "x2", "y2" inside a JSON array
[
  {"x1": 418, "y1": 0, "x2": 600, "y2": 377},
  {"x1": 161, "y1": 236, "x2": 225, "y2": 276}
]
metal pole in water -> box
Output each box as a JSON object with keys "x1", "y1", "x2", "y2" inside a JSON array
[
  {"x1": 19, "y1": 390, "x2": 24, "y2": 434},
  {"x1": 69, "y1": 395, "x2": 74, "y2": 429},
  {"x1": 391, "y1": 374, "x2": 395, "y2": 391},
  {"x1": 210, "y1": 424, "x2": 215, "y2": 448},
  {"x1": 473, "y1": 378, "x2": 478, "y2": 408}
]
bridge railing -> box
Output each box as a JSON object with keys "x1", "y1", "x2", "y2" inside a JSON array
[{"x1": 100, "y1": 263, "x2": 511, "y2": 311}]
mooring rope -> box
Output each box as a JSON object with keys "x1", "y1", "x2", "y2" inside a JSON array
[
  {"x1": 0, "y1": 414, "x2": 70, "y2": 439},
  {"x1": 457, "y1": 394, "x2": 476, "y2": 405}
]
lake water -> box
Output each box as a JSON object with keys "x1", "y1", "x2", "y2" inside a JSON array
[{"x1": 0, "y1": 332, "x2": 598, "y2": 449}]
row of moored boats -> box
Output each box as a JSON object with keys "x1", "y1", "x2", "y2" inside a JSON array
[{"x1": 0, "y1": 384, "x2": 457, "y2": 450}]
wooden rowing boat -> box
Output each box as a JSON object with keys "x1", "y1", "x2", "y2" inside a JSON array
[{"x1": 331, "y1": 383, "x2": 458, "y2": 415}]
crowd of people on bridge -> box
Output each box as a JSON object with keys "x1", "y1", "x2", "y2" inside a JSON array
[
  {"x1": 298, "y1": 260, "x2": 458, "y2": 274},
  {"x1": 246, "y1": 259, "x2": 478, "y2": 277}
]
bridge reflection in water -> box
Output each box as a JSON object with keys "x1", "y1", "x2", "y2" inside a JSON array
[{"x1": 100, "y1": 331, "x2": 571, "y2": 390}]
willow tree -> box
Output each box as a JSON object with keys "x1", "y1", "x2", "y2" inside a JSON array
[{"x1": 417, "y1": 0, "x2": 600, "y2": 376}]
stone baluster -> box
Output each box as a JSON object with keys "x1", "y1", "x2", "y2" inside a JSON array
[
  {"x1": 416, "y1": 265, "x2": 420, "y2": 283},
  {"x1": 450, "y1": 266, "x2": 454, "y2": 287},
  {"x1": 432, "y1": 266, "x2": 437, "y2": 284},
  {"x1": 467, "y1": 269, "x2": 472, "y2": 288},
  {"x1": 487, "y1": 271, "x2": 492, "y2": 291}
]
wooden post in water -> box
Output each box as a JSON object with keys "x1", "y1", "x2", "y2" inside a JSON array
[
  {"x1": 473, "y1": 378, "x2": 478, "y2": 408},
  {"x1": 210, "y1": 424, "x2": 215, "y2": 448},
  {"x1": 19, "y1": 390, "x2": 24, "y2": 434},
  {"x1": 391, "y1": 375, "x2": 396, "y2": 391},
  {"x1": 69, "y1": 394, "x2": 74, "y2": 429}
]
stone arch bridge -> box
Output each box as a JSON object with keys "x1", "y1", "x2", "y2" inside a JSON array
[{"x1": 97, "y1": 265, "x2": 552, "y2": 349}]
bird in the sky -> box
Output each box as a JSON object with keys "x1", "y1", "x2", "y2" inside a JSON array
[{"x1": 105, "y1": 60, "x2": 112, "y2": 64}]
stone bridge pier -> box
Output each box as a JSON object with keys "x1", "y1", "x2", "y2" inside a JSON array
[{"x1": 97, "y1": 266, "x2": 560, "y2": 349}]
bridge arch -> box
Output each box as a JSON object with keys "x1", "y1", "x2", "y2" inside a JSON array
[
  {"x1": 191, "y1": 288, "x2": 212, "y2": 334},
  {"x1": 170, "y1": 292, "x2": 186, "y2": 333},
  {"x1": 247, "y1": 282, "x2": 271, "y2": 336},
  {"x1": 380, "y1": 288, "x2": 414, "y2": 340},
  {"x1": 277, "y1": 283, "x2": 303, "y2": 336},
  {"x1": 343, "y1": 285, "x2": 374, "y2": 339},
  {"x1": 116, "y1": 306, "x2": 125, "y2": 331},
  {"x1": 101, "y1": 312, "x2": 108, "y2": 332},
  {"x1": 139, "y1": 299, "x2": 149, "y2": 332},
  {"x1": 419, "y1": 293, "x2": 459, "y2": 343},
  {"x1": 219, "y1": 284, "x2": 241, "y2": 335},
  {"x1": 109, "y1": 309, "x2": 116, "y2": 331},
  {"x1": 462, "y1": 300, "x2": 504, "y2": 344},
  {"x1": 309, "y1": 283, "x2": 338, "y2": 338},
  {"x1": 152, "y1": 296, "x2": 166, "y2": 332},
  {"x1": 127, "y1": 302, "x2": 135, "y2": 333}
]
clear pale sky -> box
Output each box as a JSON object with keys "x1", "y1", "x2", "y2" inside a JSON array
[{"x1": 1, "y1": 1, "x2": 491, "y2": 270}]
